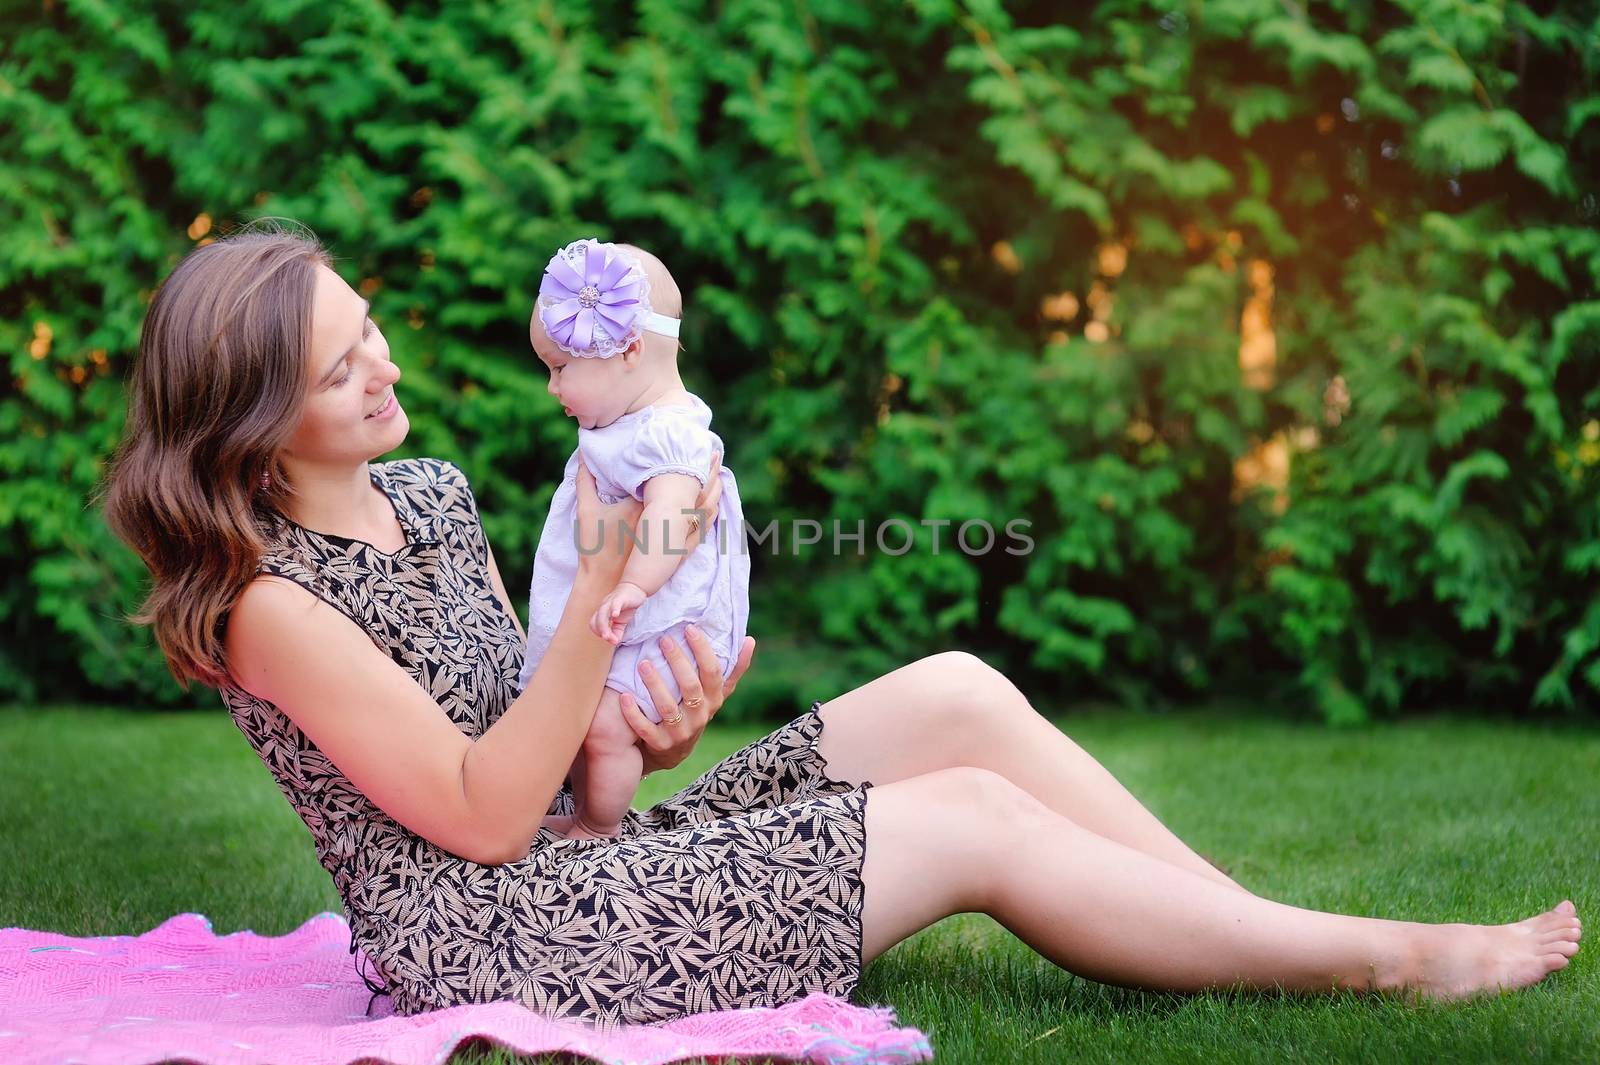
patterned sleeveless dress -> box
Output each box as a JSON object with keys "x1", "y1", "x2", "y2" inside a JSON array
[{"x1": 218, "y1": 457, "x2": 876, "y2": 1029}]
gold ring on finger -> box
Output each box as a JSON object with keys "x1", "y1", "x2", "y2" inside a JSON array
[{"x1": 663, "y1": 713, "x2": 684, "y2": 726}]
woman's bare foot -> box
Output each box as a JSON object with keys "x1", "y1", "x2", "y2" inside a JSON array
[{"x1": 1394, "y1": 900, "x2": 1582, "y2": 1001}]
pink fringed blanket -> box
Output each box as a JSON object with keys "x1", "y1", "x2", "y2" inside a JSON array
[{"x1": 0, "y1": 912, "x2": 933, "y2": 1065}]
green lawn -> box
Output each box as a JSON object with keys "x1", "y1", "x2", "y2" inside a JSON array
[{"x1": 2, "y1": 704, "x2": 1595, "y2": 1064}]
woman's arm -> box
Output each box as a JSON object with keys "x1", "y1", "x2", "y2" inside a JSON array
[
  {"x1": 230, "y1": 456, "x2": 737, "y2": 868},
  {"x1": 226, "y1": 577, "x2": 524, "y2": 865},
  {"x1": 228, "y1": 460, "x2": 629, "y2": 868},
  {"x1": 460, "y1": 563, "x2": 620, "y2": 858},
  {"x1": 458, "y1": 457, "x2": 639, "y2": 860},
  {"x1": 226, "y1": 562, "x2": 618, "y2": 867},
  {"x1": 229, "y1": 568, "x2": 751, "y2": 865}
]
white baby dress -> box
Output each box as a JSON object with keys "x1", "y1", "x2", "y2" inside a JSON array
[{"x1": 518, "y1": 393, "x2": 750, "y2": 722}]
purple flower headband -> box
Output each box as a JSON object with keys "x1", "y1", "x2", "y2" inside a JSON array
[{"x1": 537, "y1": 238, "x2": 681, "y2": 359}]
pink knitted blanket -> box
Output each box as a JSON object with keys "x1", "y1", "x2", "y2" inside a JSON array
[{"x1": 0, "y1": 912, "x2": 933, "y2": 1065}]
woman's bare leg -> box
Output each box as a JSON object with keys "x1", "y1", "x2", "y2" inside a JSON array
[
  {"x1": 817, "y1": 651, "x2": 1253, "y2": 894},
  {"x1": 860, "y1": 767, "x2": 1583, "y2": 999}
]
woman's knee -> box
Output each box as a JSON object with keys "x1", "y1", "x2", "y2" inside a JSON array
[
  {"x1": 915, "y1": 650, "x2": 1024, "y2": 734},
  {"x1": 899, "y1": 766, "x2": 1059, "y2": 907},
  {"x1": 877, "y1": 764, "x2": 1041, "y2": 825},
  {"x1": 968, "y1": 763, "x2": 1055, "y2": 819},
  {"x1": 863, "y1": 766, "x2": 1052, "y2": 925},
  {"x1": 914, "y1": 765, "x2": 1056, "y2": 840}
]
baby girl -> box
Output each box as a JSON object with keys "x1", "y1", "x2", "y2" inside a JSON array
[{"x1": 517, "y1": 238, "x2": 750, "y2": 842}]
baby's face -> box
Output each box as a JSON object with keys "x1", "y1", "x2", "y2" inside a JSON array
[{"x1": 531, "y1": 315, "x2": 631, "y2": 430}]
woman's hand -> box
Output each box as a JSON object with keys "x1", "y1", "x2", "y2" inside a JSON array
[
  {"x1": 573, "y1": 460, "x2": 644, "y2": 588},
  {"x1": 623, "y1": 628, "x2": 757, "y2": 775},
  {"x1": 683, "y1": 450, "x2": 725, "y2": 553}
]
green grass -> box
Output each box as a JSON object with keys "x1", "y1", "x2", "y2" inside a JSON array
[{"x1": 3, "y1": 705, "x2": 1595, "y2": 1063}]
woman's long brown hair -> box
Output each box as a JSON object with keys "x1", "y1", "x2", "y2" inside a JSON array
[{"x1": 100, "y1": 227, "x2": 329, "y2": 690}]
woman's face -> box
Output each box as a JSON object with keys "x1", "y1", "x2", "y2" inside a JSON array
[{"x1": 281, "y1": 265, "x2": 406, "y2": 467}]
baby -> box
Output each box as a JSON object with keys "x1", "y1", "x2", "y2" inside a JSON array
[{"x1": 517, "y1": 238, "x2": 750, "y2": 842}]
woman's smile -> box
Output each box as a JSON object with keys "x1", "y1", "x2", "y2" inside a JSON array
[{"x1": 366, "y1": 391, "x2": 398, "y2": 420}]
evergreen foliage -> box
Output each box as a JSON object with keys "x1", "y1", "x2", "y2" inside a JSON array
[{"x1": 2, "y1": 0, "x2": 1596, "y2": 721}]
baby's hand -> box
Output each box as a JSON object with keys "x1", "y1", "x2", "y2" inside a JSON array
[{"x1": 590, "y1": 581, "x2": 648, "y2": 645}]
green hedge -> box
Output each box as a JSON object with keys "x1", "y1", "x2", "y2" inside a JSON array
[{"x1": 3, "y1": 0, "x2": 1597, "y2": 721}]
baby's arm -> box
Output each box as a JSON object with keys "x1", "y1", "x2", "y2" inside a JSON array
[
  {"x1": 590, "y1": 472, "x2": 706, "y2": 643},
  {"x1": 622, "y1": 472, "x2": 707, "y2": 594}
]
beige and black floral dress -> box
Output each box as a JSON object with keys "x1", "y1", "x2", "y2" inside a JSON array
[{"x1": 219, "y1": 457, "x2": 875, "y2": 1029}]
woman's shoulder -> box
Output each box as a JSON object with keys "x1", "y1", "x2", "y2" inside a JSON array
[{"x1": 375, "y1": 456, "x2": 485, "y2": 531}]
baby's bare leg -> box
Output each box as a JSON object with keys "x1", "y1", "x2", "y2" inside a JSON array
[{"x1": 568, "y1": 687, "x2": 646, "y2": 840}]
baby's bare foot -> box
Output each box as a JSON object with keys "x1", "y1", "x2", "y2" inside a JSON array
[
  {"x1": 1400, "y1": 900, "x2": 1582, "y2": 1001},
  {"x1": 562, "y1": 813, "x2": 623, "y2": 842},
  {"x1": 540, "y1": 813, "x2": 576, "y2": 835}
]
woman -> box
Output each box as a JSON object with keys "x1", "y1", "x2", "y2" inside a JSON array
[{"x1": 102, "y1": 228, "x2": 1580, "y2": 1029}]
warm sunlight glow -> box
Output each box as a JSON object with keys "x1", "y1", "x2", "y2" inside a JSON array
[
  {"x1": 1239, "y1": 259, "x2": 1276, "y2": 391},
  {"x1": 1041, "y1": 292, "x2": 1080, "y2": 321},
  {"x1": 28, "y1": 321, "x2": 51, "y2": 360},
  {"x1": 1087, "y1": 281, "x2": 1112, "y2": 320},
  {"x1": 1233, "y1": 432, "x2": 1290, "y2": 513},
  {"x1": 991, "y1": 241, "x2": 1022, "y2": 275},
  {"x1": 1097, "y1": 242, "x2": 1128, "y2": 278}
]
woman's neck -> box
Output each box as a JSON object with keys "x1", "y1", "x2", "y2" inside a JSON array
[{"x1": 279, "y1": 459, "x2": 396, "y2": 541}]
